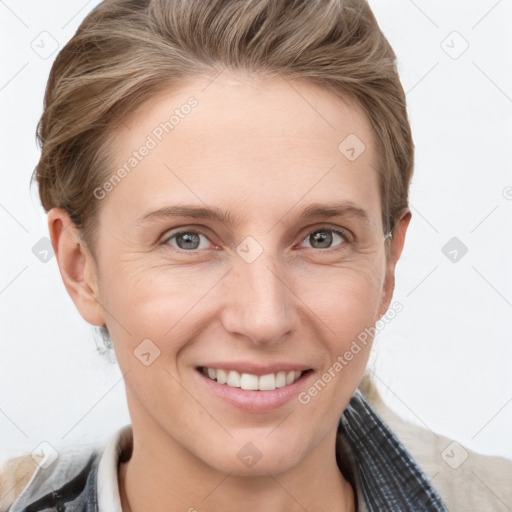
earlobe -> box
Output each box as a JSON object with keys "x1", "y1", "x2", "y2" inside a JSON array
[{"x1": 47, "y1": 208, "x2": 106, "y2": 327}]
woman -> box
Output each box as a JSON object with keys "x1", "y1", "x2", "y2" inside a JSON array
[{"x1": 2, "y1": 1, "x2": 511, "y2": 511}]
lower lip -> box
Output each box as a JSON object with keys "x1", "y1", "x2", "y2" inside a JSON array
[{"x1": 195, "y1": 368, "x2": 313, "y2": 413}]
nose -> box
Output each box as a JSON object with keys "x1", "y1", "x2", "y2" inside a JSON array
[{"x1": 220, "y1": 252, "x2": 299, "y2": 346}]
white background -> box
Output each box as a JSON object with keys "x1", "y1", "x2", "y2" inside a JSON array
[{"x1": 1, "y1": 0, "x2": 511, "y2": 470}]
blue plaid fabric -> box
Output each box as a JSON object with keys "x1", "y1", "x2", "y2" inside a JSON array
[{"x1": 12, "y1": 389, "x2": 447, "y2": 512}]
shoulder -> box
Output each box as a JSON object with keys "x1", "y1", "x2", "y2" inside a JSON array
[
  {"x1": 0, "y1": 444, "x2": 101, "y2": 512},
  {"x1": 0, "y1": 453, "x2": 42, "y2": 512},
  {"x1": 359, "y1": 373, "x2": 512, "y2": 512}
]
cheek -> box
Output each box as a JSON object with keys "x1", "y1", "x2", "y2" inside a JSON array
[
  {"x1": 98, "y1": 258, "x2": 221, "y2": 359},
  {"x1": 295, "y1": 263, "x2": 383, "y2": 392},
  {"x1": 294, "y1": 271, "x2": 381, "y2": 421},
  {"x1": 298, "y1": 259, "x2": 384, "y2": 329}
]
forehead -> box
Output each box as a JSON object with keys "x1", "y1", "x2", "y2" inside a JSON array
[{"x1": 102, "y1": 74, "x2": 381, "y2": 229}]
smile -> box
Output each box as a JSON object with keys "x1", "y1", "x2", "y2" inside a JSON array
[{"x1": 199, "y1": 366, "x2": 305, "y2": 391}]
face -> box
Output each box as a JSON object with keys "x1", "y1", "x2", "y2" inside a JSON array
[{"x1": 51, "y1": 73, "x2": 409, "y2": 477}]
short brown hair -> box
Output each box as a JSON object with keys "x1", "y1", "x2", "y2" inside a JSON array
[{"x1": 32, "y1": 0, "x2": 413, "y2": 260}]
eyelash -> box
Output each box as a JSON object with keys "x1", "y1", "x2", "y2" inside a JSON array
[{"x1": 159, "y1": 225, "x2": 353, "y2": 254}]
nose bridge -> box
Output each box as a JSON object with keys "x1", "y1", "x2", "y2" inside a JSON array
[{"x1": 223, "y1": 244, "x2": 297, "y2": 345}]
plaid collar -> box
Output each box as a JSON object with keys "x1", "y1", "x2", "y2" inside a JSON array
[{"x1": 337, "y1": 389, "x2": 448, "y2": 511}]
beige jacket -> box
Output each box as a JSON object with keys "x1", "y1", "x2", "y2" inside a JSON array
[
  {"x1": 1, "y1": 376, "x2": 511, "y2": 511},
  {"x1": 358, "y1": 376, "x2": 512, "y2": 511}
]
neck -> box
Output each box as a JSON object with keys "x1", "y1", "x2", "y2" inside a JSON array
[{"x1": 117, "y1": 424, "x2": 355, "y2": 512}]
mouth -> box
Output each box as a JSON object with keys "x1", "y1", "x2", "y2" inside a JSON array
[
  {"x1": 196, "y1": 366, "x2": 313, "y2": 391},
  {"x1": 195, "y1": 365, "x2": 314, "y2": 412}
]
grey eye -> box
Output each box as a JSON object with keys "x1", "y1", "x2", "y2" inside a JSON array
[
  {"x1": 165, "y1": 231, "x2": 209, "y2": 251},
  {"x1": 300, "y1": 229, "x2": 346, "y2": 250}
]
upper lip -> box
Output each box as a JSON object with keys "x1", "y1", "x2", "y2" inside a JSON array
[{"x1": 197, "y1": 362, "x2": 312, "y2": 376}]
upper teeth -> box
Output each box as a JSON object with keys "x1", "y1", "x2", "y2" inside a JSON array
[{"x1": 202, "y1": 368, "x2": 303, "y2": 391}]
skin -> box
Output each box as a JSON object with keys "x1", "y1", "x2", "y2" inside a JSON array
[{"x1": 48, "y1": 73, "x2": 411, "y2": 512}]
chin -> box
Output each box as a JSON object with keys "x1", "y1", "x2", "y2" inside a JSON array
[{"x1": 197, "y1": 438, "x2": 306, "y2": 477}]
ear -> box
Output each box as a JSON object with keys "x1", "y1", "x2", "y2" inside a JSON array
[
  {"x1": 47, "y1": 208, "x2": 106, "y2": 327},
  {"x1": 377, "y1": 208, "x2": 412, "y2": 318}
]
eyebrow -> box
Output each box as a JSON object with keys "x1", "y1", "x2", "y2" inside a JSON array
[{"x1": 137, "y1": 201, "x2": 371, "y2": 226}]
